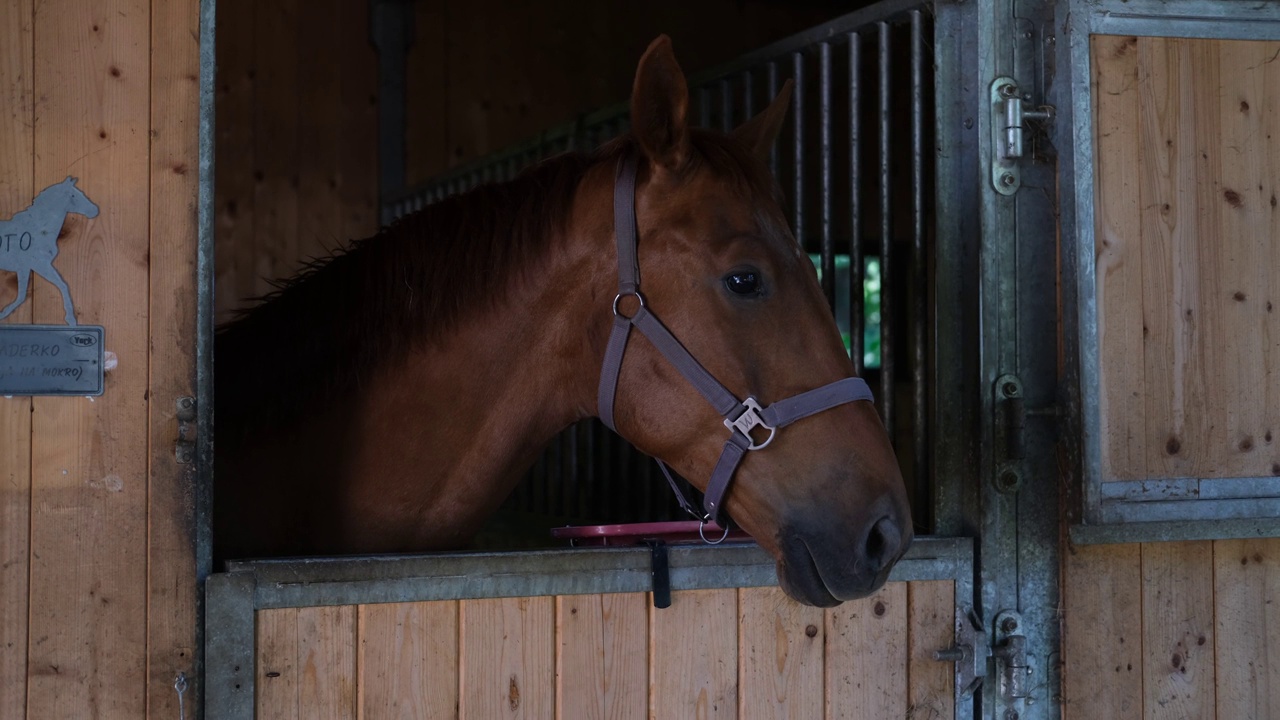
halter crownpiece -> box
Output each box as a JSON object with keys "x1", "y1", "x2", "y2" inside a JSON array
[{"x1": 596, "y1": 155, "x2": 875, "y2": 532}]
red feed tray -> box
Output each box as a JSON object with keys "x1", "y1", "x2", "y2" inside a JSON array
[{"x1": 551, "y1": 520, "x2": 751, "y2": 546}]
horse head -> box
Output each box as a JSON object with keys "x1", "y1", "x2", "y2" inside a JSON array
[
  {"x1": 61, "y1": 176, "x2": 100, "y2": 219},
  {"x1": 601, "y1": 36, "x2": 912, "y2": 606}
]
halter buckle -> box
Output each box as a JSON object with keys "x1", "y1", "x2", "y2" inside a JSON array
[{"x1": 724, "y1": 397, "x2": 776, "y2": 450}]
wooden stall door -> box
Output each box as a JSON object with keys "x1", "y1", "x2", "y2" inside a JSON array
[
  {"x1": 0, "y1": 0, "x2": 203, "y2": 718},
  {"x1": 1064, "y1": 32, "x2": 1280, "y2": 720}
]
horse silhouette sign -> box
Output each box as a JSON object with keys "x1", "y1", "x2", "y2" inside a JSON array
[{"x1": 0, "y1": 177, "x2": 105, "y2": 396}]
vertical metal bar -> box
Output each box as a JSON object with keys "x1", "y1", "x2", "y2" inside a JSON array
[
  {"x1": 848, "y1": 32, "x2": 864, "y2": 375},
  {"x1": 204, "y1": 573, "x2": 256, "y2": 720},
  {"x1": 741, "y1": 70, "x2": 755, "y2": 121},
  {"x1": 819, "y1": 42, "x2": 835, "y2": 309},
  {"x1": 792, "y1": 51, "x2": 805, "y2": 246},
  {"x1": 767, "y1": 62, "x2": 779, "y2": 175},
  {"x1": 910, "y1": 9, "x2": 929, "y2": 522},
  {"x1": 878, "y1": 21, "x2": 894, "y2": 435},
  {"x1": 720, "y1": 78, "x2": 733, "y2": 133},
  {"x1": 370, "y1": 0, "x2": 415, "y2": 226}
]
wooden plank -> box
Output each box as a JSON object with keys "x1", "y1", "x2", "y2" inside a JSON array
[
  {"x1": 213, "y1": 0, "x2": 256, "y2": 321},
  {"x1": 1091, "y1": 34, "x2": 1148, "y2": 480},
  {"x1": 650, "y1": 589, "x2": 738, "y2": 719},
  {"x1": 336, "y1": 0, "x2": 378, "y2": 241},
  {"x1": 1214, "y1": 538, "x2": 1280, "y2": 720},
  {"x1": 258, "y1": 608, "x2": 301, "y2": 720},
  {"x1": 737, "y1": 586, "x2": 823, "y2": 719},
  {"x1": 146, "y1": 0, "x2": 201, "y2": 715},
  {"x1": 1267, "y1": 40, "x2": 1280, "y2": 478},
  {"x1": 460, "y1": 596, "x2": 554, "y2": 719},
  {"x1": 251, "y1": 0, "x2": 299, "y2": 295},
  {"x1": 1141, "y1": 541, "x2": 1215, "y2": 719},
  {"x1": 297, "y1": 605, "x2": 358, "y2": 719},
  {"x1": 25, "y1": 0, "x2": 152, "y2": 717},
  {"x1": 295, "y1": 0, "x2": 342, "y2": 264},
  {"x1": 405, "y1": 0, "x2": 449, "y2": 187},
  {"x1": 359, "y1": 601, "x2": 459, "y2": 720},
  {"x1": 1062, "y1": 544, "x2": 1142, "y2": 719},
  {"x1": 556, "y1": 592, "x2": 647, "y2": 720},
  {"x1": 824, "y1": 582, "x2": 908, "y2": 719},
  {"x1": 0, "y1": 1, "x2": 34, "y2": 718},
  {"x1": 907, "y1": 581, "x2": 954, "y2": 720}
]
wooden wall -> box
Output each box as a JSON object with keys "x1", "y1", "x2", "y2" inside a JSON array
[
  {"x1": 1064, "y1": 35, "x2": 1280, "y2": 719},
  {"x1": 0, "y1": 0, "x2": 201, "y2": 718},
  {"x1": 252, "y1": 582, "x2": 955, "y2": 719}
]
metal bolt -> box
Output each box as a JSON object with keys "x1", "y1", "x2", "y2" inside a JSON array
[
  {"x1": 1000, "y1": 172, "x2": 1017, "y2": 187},
  {"x1": 1003, "y1": 381, "x2": 1019, "y2": 397},
  {"x1": 1004, "y1": 710, "x2": 1019, "y2": 720},
  {"x1": 996, "y1": 470, "x2": 1021, "y2": 493},
  {"x1": 1001, "y1": 617, "x2": 1020, "y2": 634},
  {"x1": 178, "y1": 397, "x2": 193, "y2": 409},
  {"x1": 999, "y1": 82, "x2": 1019, "y2": 99}
]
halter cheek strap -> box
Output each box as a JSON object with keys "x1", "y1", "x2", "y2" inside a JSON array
[{"x1": 597, "y1": 155, "x2": 875, "y2": 527}]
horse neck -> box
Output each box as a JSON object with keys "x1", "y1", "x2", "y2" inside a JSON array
[{"x1": 9, "y1": 190, "x2": 62, "y2": 223}]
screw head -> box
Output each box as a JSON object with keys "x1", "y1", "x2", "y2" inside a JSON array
[
  {"x1": 1000, "y1": 172, "x2": 1017, "y2": 187},
  {"x1": 999, "y1": 82, "x2": 1019, "y2": 98},
  {"x1": 1003, "y1": 381, "x2": 1019, "y2": 397},
  {"x1": 1001, "y1": 617, "x2": 1020, "y2": 633},
  {"x1": 996, "y1": 470, "x2": 1021, "y2": 493}
]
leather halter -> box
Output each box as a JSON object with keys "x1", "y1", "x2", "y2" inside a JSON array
[{"x1": 596, "y1": 155, "x2": 875, "y2": 533}]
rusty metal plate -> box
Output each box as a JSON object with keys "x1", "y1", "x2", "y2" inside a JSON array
[{"x1": 0, "y1": 324, "x2": 105, "y2": 396}]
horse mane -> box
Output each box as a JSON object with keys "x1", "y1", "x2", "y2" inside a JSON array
[{"x1": 215, "y1": 131, "x2": 779, "y2": 441}]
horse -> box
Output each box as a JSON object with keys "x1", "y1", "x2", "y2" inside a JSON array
[
  {"x1": 0, "y1": 176, "x2": 100, "y2": 326},
  {"x1": 215, "y1": 36, "x2": 912, "y2": 607}
]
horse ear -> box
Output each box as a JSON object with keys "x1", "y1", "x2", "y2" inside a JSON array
[
  {"x1": 630, "y1": 35, "x2": 690, "y2": 171},
  {"x1": 730, "y1": 79, "x2": 794, "y2": 164}
]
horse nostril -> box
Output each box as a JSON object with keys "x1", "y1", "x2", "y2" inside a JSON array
[{"x1": 864, "y1": 516, "x2": 902, "y2": 571}]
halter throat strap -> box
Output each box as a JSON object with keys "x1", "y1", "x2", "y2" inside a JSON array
[{"x1": 596, "y1": 155, "x2": 874, "y2": 525}]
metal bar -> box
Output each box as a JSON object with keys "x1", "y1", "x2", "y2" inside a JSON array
[
  {"x1": 819, "y1": 41, "x2": 835, "y2": 308},
  {"x1": 720, "y1": 78, "x2": 733, "y2": 132},
  {"x1": 792, "y1": 51, "x2": 805, "y2": 245},
  {"x1": 204, "y1": 573, "x2": 256, "y2": 720},
  {"x1": 767, "y1": 61, "x2": 780, "y2": 175},
  {"x1": 1071, "y1": 518, "x2": 1280, "y2": 546},
  {"x1": 848, "y1": 31, "x2": 864, "y2": 375},
  {"x1": 878, "y1": 21, "x2": 894, "y2": 433},
  {"x1": 741, "y1": 69, "x2": 754, "y2": 120},
  {"x1": 370, "y1": 0, "x2": 415, "y2": 226},
  {"x1": 1101, "y1": 498, "x2": 1280, "y2": 524},
  {"x1": 910, "y1": 9, "x2": 929, "y2": 523}
]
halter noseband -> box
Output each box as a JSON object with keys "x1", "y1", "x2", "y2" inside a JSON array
[{"x1": 596, "y1": 156, "x2": 875, "y2": 533}]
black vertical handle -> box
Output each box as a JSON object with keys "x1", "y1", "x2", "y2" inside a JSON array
[{"x1": 646, "y1": 540, "x2": 671, "y2": 609}]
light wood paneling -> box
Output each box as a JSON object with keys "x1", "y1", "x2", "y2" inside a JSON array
[
  {"x1": 147, "y1": 0, "x2": 201, "y2": 715},
  {"x1": 258, "y1": 608, "x2": 302, "y2": 720},
  {"x1": 650, "y1": 589, "x2": 739, "y2": 719},
  {"x1": 1094, "y1": 35, "x2": 1280, "y2": 480},
  {"x1": 557, "y1": 592, "x2": 647, "y2": 720},
  {"x1": 825, "y1": 583, "x2": 908, "y2": 719},
  {"x1": 1215, "y1": 539, "x2": 1280, "y2": 720},
  {"x1": 907, "y1": 581, "x2": 954, "y2": 720},
  {"x1": 297, "y1": 606, "x2": 359, "y2": 719},
  {"x1": 1063, "y1": 544, "x2": 1143, "y2": 719},
  {"x1": 738, "y1": 586, "x2": 824, "y2": 719},
  {"x1": 359, "y1": 601, "x2": 460, "y2": 720},
  {"x1": 26, "y1": 0, "x2": 152, "y2": 717},
  {"x1": 0, "y1": 1, "x2": 34, "y2": 716},
  {"x1": 1141, "y1": 542, "x2": 1215, "y2": 719},
  {"x1": 460, "y1": 596, "x2": 554, "y2": 719}
]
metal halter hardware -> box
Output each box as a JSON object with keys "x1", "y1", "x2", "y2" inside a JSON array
[{"x1": 596, "y1": 155, "x2": 875, "y2": 533}]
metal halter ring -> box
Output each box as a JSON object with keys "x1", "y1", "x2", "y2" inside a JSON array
[
  {"x1": 699, "y1": 519, "x2": 732, "y2": 545},
  {"x1": 612, "y1": 291, "x2": 646, "y2": 319}
]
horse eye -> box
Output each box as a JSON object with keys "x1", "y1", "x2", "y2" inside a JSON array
[{"x1": 725, "y1": 271, "x2": 761, "y2": 296}]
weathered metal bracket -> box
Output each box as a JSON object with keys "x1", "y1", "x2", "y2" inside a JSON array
[
  {"x1": 994, "y1": 374, "x2": 1025, "y2": 493},
  {"x1": 175, "y1": 396, "x2": 196, "y2": 464},
  {"x1": 990, "y1": 77, "x2": 1054, "y2": 195},
  {"x1": 936, "y1": 603, "x2": 987, "y2": 702},
  {"x1": 992, "y1": 609, "x2": 1034, "y2": 718}
]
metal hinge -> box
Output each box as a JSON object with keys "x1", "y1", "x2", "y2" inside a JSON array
[
  {"x1": 175, "y1": 396, "x2": 196, "y2": 464},
  {"x1": 990, "y1": 77, "x2": 1054, "y2": 195},
  {"x1": 993, "y1": 610, "x2": 1034, "y2": 720}
]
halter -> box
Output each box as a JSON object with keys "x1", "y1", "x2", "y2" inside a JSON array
[{"x1": 596, "y1": 155, "x2": 875, "y2": 536}]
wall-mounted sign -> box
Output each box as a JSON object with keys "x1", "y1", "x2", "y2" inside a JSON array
[{"x1": 0, "y1": 177, "x2": 106, "y2": 396}]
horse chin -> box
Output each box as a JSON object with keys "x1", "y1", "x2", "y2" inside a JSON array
[{"x1": 775, "y1": 535, "x2": 895, "y2": 607}]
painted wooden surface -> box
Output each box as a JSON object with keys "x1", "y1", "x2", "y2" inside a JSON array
[
  {"x1": 0, "y1": 1, "x2": 202, "y2": 718},
  {"x1": 1093, "y1": 35, "x2": 1280, "y2": 481},
  {"x1": 251, "y1": 582, "x2": 952, "y2": 719}
]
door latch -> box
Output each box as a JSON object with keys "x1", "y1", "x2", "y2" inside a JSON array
[
  {"x1": 934, "y1": 605, "x2": 986, "y2": 702},
  {"x1": 990, "y1": 77, "x2": 1054, "y2": 195}
]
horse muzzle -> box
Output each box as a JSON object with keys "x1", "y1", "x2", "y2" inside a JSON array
[{"x1": 774, "y1": 500, "x2": 914, "y2": 607}]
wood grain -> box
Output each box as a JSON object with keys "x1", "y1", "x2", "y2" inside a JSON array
[
  {"x1": 146, "y1": 0, "x2": 201, "y2": 714},
  {"x1": 825, "y1": 582, "x2": 908, "y2": 719},
  {"x1": 556, "y1": 592, "x2": 647, "y2": 720},
  {"x1": 213, "y1": 0, "x2": 256, "y2": 323},
  {"x1": 460, "y1": 596, "x2": 554, "y2": 719},
  {"x1": 1214, "y1": 538, "x2": 1280, "y2": 720},
  {"x1": 0, "y1": 2, "x2": 34, "y2": 717},
  {"x1": 1062, "y1": 544, "x2": 1142, "y2": 719},
  {"x1": 258, "y1": 608, "x2": 301, "y2": 720},
  {"x1": 1141, "y1": 541, "x2": 1215, "y2": 719},
  {"x1": 26, "y1": 1, "x2": 152, "y2": 717},
  {"x1": 650, "y1": 589, "x2": 738, "y2": 720},
  {"x1": 296, "y1": 0, "x2": 342, "y2": 264},
  {"x1": 336, "y1": 0, "x2": 379, "y2": 242},
  {"x1": 907, "y1": 581, "x2": 954, "y2": 720},
  {"x1": 297, "y1": 605, "x2": 359, "y2": 719},
  {"x1": 737, "y1": 586, "x2": 823, "y2": 719},
  {"x1": 251, "y1": 0, "x2": 300, "y2": 294},
  {"x1": 359, "y1": 601, "x2": 460, "y2": 720}
]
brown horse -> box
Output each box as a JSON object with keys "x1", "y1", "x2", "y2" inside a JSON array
[{"x1": 215, "y1": 36, "x2": 911, "y2": 606}]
